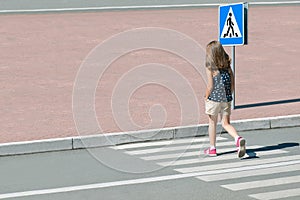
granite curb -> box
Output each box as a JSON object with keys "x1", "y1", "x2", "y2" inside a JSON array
[{"x1": 1, "y1": 114, "x2": 299, "y2": 156}]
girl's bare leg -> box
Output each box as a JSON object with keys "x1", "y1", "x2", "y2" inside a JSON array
[
  {"x1": 208, "y1": 115, "x2": 218, "y2": 147},
  {"x1": 222, "y1": 114, "x2": 246, "y2": 158},
  {"x1": 222, "y1": 115, "x2": 239, "y2": 138}
]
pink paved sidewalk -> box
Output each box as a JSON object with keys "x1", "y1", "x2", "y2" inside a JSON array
[{"x1": 1, "y1": 6, "x2": 300, "y2": 143}]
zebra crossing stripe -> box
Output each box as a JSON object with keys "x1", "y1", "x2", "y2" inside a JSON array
[
  {"x1": 126, "y1": 141, "x2": 236, "y2": 155},
  {"x1": 112, "y1": 134, "x2": 299, "y2": 200},
  {"x1": 155, "y1": 145, "x2": 263, "y2": 166},
  {"x1": 141, "y1": 145, "x2": 261, "y2": 161},
  {"x1": 221, "y1": 175, "x2": 300, "y2": 191},
  {"x1": 175, "y1": 155, "x2": 300, "y2": 173},
  {"x1": 141, "y1": 150, "x2": 201, "y2": 160},
  {"x1": 199, "y1": 163, "x2": 300, "y2": 182},
  {"x1": 249, "y1": 188, "x2": 300, "y2": 200},
  {"x1": 158, "y1": 149, "x2": 288, "y2": 167},
  {"x1": 111, "y1": 137, "x2": 227, "y2": 150},
  {"x1": 195, "y1": 160, "x2": 300, "y2": 177}
]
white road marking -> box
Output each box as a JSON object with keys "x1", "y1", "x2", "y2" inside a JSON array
[
  {"x1": 141, "y1": 150, "x2": 203, "y2": 160},
  {"x1": 0, "y1": 160, "x2": 299, "y2": 199},
  {"x1": 0, "y1": 1, "x2": 300, "y2": 13},
  {"x1": 0, "y1": 4, "x2": 219, "y2": 13},
  {"x1": 158, "y1": 149, "x2": 288, "y2": 167},
  {"x1": 127, "y1": 141, "x2": 235, "y2": 155},
  {"x1": 141, "y1": 145, "x2": 261, "y2": 161},
  {"x1": 175, "y1": 155, "x2": 300, "y2": 173},
  {"x1": 111, "y1": 137, "x2": 226, "y2": 150},
  {"x1": 199, "y1": 163, "x2": 300, "y2": 182},
  {"x1": 251, "y1": 1, "x2": 300, "y2": 5},
  {"x1": 222, "y1": 175, "x2": 300, "y2": 191},
  {"x1": 249, "y1": 188, "x2": 300, "y2": 200}
]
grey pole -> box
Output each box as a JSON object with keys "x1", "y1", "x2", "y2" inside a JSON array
[{"x1": 231, "y1": 46, "x2": 236, "y2": 109}]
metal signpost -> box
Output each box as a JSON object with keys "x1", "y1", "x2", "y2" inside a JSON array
[{"x1": 219, "y1": 2, "x2": 248, "y2": 109}]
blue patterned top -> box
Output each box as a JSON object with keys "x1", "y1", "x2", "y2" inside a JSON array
[{"x1": 208, "y1": 69, "x2": 233, "y2": 102}]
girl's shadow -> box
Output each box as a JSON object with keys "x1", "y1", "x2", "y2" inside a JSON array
[{"x1": 218, "y1": 142, "x2": 299, "y2": 159}]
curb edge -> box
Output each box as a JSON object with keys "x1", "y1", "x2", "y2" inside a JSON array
[{"x1": 1, "y1": 114, "x2": 299, "y2": 156}]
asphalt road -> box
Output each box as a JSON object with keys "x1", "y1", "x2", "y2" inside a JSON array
[
  {"x1": 0, "y1": 0, "x2": 299, "y2": 12},
  {"x1": 0, "y1": 127, "x2": 299, "y2": 200}
]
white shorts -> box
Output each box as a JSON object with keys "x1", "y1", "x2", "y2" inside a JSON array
[{"x1": 205, "y1": 99, "x2": 231, "y2": 116}]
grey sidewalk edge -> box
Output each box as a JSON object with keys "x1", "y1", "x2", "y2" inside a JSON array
[
  {"x1": 0, "y1": 114, "x2": 299, "y2": 156},
  {"x1": 1, "y1": 1, "x2": 300, "y2": 14},
  {"x1": 0, "y1": 137, "x2": 73, "y2": 156}
]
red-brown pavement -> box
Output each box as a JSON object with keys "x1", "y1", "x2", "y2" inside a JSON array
[{"x1": 1, "y1": 6, "x2": 300, "y2": 143}]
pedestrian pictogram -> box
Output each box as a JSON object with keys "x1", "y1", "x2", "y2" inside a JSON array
[
  {"x1": 219, "y1": 3, "x2": 248, "y2": 46},
  {"x1": 220, "y1": 7, "x2": 242, "y2": 39}
]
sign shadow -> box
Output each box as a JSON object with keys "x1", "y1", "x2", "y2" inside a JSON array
[
  {"x1": 235, "y1": 98, "x2": 300, "y2": 109},
  {"x1": 218, "y1": 142, "x2": 299, "y2": 159}
]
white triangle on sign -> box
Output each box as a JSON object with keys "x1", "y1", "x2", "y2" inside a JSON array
[{"x1": 220, "y1": 7, "x2": 242, "y2": 38}]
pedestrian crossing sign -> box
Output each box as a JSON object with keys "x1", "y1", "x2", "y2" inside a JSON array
[{"x1": 219, "y1": 2, "x2": 248, "y2": 46}]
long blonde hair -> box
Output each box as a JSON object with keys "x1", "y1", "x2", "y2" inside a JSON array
[{"x1": 205, "y1": 40, "x2": 231, "y2": 71}]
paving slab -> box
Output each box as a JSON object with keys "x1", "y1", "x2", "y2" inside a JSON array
[{"x1": 0, "y1": 5, "x2": 299, "y2": 144}]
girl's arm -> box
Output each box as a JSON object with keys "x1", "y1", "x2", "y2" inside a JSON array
[
  {"x1": 228, "y1": 67, "x2": 235, "y2": 93},
  {"x1": 205, "y1": 68, "x2": 213, "y2": 100}
]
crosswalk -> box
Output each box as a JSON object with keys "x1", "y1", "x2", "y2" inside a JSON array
[{"x1": 111, "y1": 136, "x2": 300, "y2": 200}]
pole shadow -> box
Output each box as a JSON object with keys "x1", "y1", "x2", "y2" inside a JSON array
[
  {"x1": 235, "y1": 98, "x2": 300, "y2": 109},
  {"x1": 218, "y1": 142, "x2": 299, "y2": 159}
]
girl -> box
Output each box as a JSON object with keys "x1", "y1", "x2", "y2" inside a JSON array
[{"x1": 204, "y1": 40, "x2": 246, "y2": 158}]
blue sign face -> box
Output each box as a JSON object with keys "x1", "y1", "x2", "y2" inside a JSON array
[{"x1": 219, "y1": 3, "x2": 247, "y2": 46}]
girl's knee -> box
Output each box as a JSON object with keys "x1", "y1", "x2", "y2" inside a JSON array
[
  {"x1": 221, "y1": 115, "x2": 230, "y2": 127},
  {"x1": 208, "y1": 115, "x2": 218, "y2": 123},
  {"x1": 222, "y1": 120, "x2": 230, "y2": 127}
]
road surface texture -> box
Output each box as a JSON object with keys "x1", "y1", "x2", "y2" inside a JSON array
[{"x1": 0, "y1": 127, "x2": 299, "y2": 199}]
